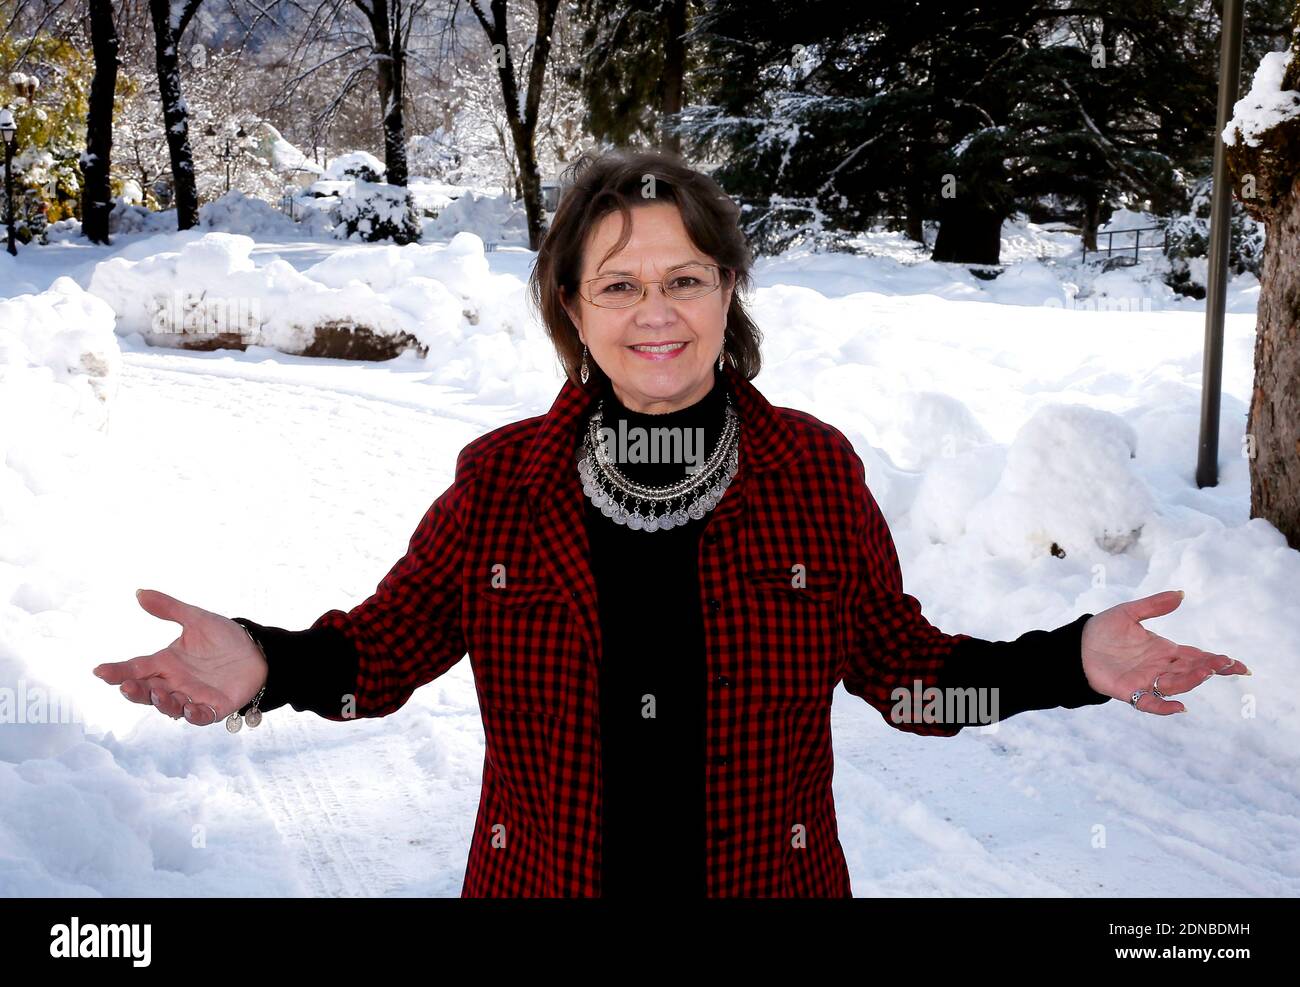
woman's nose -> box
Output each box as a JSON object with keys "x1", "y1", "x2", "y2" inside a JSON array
[{"x1": 634, "y1": 283, "x2": 678, "y2": 322}]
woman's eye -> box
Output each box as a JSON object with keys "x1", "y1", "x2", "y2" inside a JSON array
[
  {"x1": 670, "y1": 277, "x2": 701, "y2": 288},
  {"x1": 601, "y1": 281, "x2": 635, "y2": 293}
]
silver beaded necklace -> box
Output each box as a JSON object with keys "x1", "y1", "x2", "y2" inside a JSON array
[{"x1": 577, "y1": 392, "x2": 741, "y2": 532}]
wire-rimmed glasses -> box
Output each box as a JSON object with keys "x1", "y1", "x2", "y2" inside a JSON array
[{"x1": 580, "y1": 263, "x2": 722, "y2": 308}]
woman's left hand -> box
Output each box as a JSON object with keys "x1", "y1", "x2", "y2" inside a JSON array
[{"x1": 1080, "y1": 589, "x2": 1251, "y2": 714}]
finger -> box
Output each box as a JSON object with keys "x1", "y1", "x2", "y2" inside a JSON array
[
  {"x1": 182, "y1": 694, "x2": 228, "y2": 727},
  {"x1": 94, "y1": 654, "x2": 164, "y2": 685},
  {"x1": 1170, "y1": 645, "x2": 1251, "y2": 680},
  {"x1": 117, "y1": 675, "x2": 180, "y2": 712},
  {"x1": 1145, "y1": 664, "x2": 1208, "y2": 698},
  {"x1": 1134, "y1": 690, "x2": 1186, "y2": 715},
  {"x1": 1210, "y1": 656, "x2": 1251, "y2": 676},
  {"x1": 1124, "y1": 589, "x2": 1185, "y2": 622},
  {"x1": 116, "y1": 678, "x2": 155, "y2": 705},
  {"x1": 116, "y1": 674, "x2": 176, "y2": 706},
  {"x1": 170, "y1": 679, "x2": 237, "y2": 727},
  {"x1": 135, "y1": 587, "x2": 205, "y2": 629},
  {"x1": 152, "y1": 687, "x2": 188, "y2": 719}
]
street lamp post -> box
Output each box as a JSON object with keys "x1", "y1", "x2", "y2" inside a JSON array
[
  {"x1": 1, "y1": 107, "x2": 17, "y2": 257},
  {"x1": 206, "y1": 123, "x2": 246, "y2": 194}
]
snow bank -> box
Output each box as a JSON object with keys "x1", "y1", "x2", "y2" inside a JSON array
[
  {"x1": 422, "y1": 188, "x2": 529, "y2": 246},
  {"x1": 199, "y1": 190, "x2": 334, "y2": 238},
  {"x1": 0, "y1": 277, "x2": 120, "y2": 764},
  {"x1": 84, "y1": 230, "x2": 559, "y2": 401}
]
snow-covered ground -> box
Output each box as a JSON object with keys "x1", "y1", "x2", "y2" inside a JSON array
[{"x1": 0, "y1": 210, "x2": 1295, "y2": 897}]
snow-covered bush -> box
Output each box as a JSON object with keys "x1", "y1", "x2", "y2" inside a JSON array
[
  {"x1": 1162, "y1": 178, "x2": 1265, "y2": 298},
  {"x1": 324, "y1": 151, "x2": 386, "y2": 182},
  {"x1": 199, "y1": 189, "x2": 335, "y2": 238},
  {"x1": 421, "y1": 188, "x2": 528, "y2": 246},
  {"x1": 107, "y1": 200, "x2": 177, "y2": 236},
  {"x1": 331, "y1": 180, "x2": 423, "y2": 244},
  {"x1": 408, "y1": 131, "x2": 463, "y2": 182}
]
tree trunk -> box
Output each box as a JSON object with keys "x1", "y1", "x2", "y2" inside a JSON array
[
  {"x1": 1225, "y1": 25, "x2": 1300, "y2": 549},
  {"x1": 369, "y1": 0, "x2": 409, "y2": 187},
  {"x1": 931, "y1": 200, "x2": 1004, "y2": 265},
  {"x1": 660, "y1": 0, "x2": 687, "y2": 154},
  {"x1": 82, "y1": 0, "x2": 119, "y2": 245},
  {"x1": 1244, "y1": 174, "x2": 1300, "y2": 548},
  {"x1": 148, "y1": 0, "x2": 200, "y2": 230},
  {"x1": 904, "y1": 138, "x2": 925, "y2": 244},
  {"x1": 1081, "y1": 189, "x2": 1101, "y2": 253},
  {"x1": 471, "y1": 0, "x2": 559, "y2": 250}
]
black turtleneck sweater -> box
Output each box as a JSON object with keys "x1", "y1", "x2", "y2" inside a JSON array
[{"x1": 579, "y1": 370, "x2": 730, "y2": 899}]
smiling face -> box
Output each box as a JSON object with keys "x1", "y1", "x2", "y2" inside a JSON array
[{"x1": 561, "y1": 201, "x2": 735, "y2": 414}]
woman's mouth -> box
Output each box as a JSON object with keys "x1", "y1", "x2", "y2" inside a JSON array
[{"x1": 628, "y1": 341, "x2": 688, "y2": 360}]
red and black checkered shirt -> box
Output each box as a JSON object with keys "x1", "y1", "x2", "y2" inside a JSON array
[{"x1": 236, "y1": 360, "x2": 1111, "y2": 897}]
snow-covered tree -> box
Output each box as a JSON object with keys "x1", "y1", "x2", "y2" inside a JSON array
[
  {"x1": 1225, "y1": 6, "x2": 1300, "y2": 549},
  {"x1": 147, "y1": 0, "x2": 206, "y2": 229},
  {"x1": 467, "y1": 0, "x2": 562, "y2": 249}
]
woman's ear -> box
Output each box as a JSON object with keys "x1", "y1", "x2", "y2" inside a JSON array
[
  {"x1": 720, "y1": 268, "x2": 735, "y2": 312},
  {"x1": 561, "y1": 286, "x2": 583, "y2": 336}
]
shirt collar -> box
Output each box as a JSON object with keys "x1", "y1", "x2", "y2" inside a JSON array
[{"x1": 519, "y1": 360, "x2": 803, "y2": 499}]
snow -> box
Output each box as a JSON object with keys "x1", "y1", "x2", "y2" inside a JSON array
[
  {"x1": 254, "y1": 122, "x2": 325, "y2": 177},
  {"x1": 1223, "y1": 47, "x2": 1300, "y2": 147},
  {"x1": 198, "y1": 190, "x2": 335, "y2": 238},
  {"x1": 422, "y1": 187, "x2": 529, "y2": 245},
  {"x1": 0, "y1": 205, "x2": 1294, "y2": 897},
  {"x1": 323, "y1": 150, "x2": 386, "y2": 181}
]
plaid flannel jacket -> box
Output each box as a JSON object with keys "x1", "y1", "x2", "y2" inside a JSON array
[{"x1": 237, "y1": 360, "x2": 1112, "y2": 897}]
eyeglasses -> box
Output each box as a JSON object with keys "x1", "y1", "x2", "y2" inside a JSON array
[{"x1": 580, "y1": 263, "x2": 723, "y2": 309}]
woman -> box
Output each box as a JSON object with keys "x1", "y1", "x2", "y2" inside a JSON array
[{"x1": 93, "y1": 148, "x2": 1250, "y2": 898}]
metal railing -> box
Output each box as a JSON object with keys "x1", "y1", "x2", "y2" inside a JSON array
[{"x1": 1083, "y1": 225, "x2": 1168, "y2": 264}]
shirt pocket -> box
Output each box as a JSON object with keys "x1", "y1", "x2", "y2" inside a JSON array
[
  {"x1": 466, "y1": 578, "x2": 576, "y2": 717},
  {"x1": 743, "y1": 566, "x2": 843, "y2": 709}
]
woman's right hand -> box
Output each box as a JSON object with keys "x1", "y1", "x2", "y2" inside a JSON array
[{"x1": 93, "y1": 589, "x2": 268, "y2": 726}]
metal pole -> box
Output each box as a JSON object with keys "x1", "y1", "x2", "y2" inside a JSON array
[
  {"x1": 1197, "y1": 0, "x2": 1244, "y2": 488},
  {"x1": 4, "y1": 139, "x2": 14, "y2": 256}
]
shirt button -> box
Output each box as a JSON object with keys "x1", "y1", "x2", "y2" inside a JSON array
[
  {"x1": 711, "y1": 753, "x2": 729, "y2": 766},
  {"x1": 714, "y1": 674, "x2": 730, "y2": 687},
  {"x1": 709, "y1": 598, "x2": 721, "y2": 611}
]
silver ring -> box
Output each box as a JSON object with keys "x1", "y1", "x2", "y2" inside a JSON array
[
  {"x1": 1152, "y1": 675, "x2": 1168, "y2": 700},
  {"x1": 185, "y1": 701, "x2": 219, "y2": 723},
  {"x1": 1130, "y1": 688, "x2": 1148, "y2": 709}
]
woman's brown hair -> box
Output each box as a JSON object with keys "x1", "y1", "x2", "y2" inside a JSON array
[{"x1": 528, "y1": 146, "x2": 763, "y2": 389}]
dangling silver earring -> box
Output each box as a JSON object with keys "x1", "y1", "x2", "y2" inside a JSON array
[
  {"x1": 580, "y1": 344, "x2": 590, "y2": 385},
  {"x1": 717, "y1": 346, "x2": 725, "y2": 371}
]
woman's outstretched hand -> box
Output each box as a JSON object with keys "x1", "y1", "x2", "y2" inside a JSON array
[
  {"x1": 1080, "y1": 589, "x2": 1251, "y2": 714},
  {"x1": 92, "y1": 589, "x2": 268, "y2": 726}
]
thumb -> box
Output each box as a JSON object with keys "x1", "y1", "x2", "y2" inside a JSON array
[
  {"x1": 135, "y1": 588, "x2": 203, "y2": 628},
  {"x1": 1125, "y1": 589, "x2": 1185, "y2": 622}
]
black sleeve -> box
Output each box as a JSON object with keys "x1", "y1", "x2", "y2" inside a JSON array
[
  {"x1": 230, "y1": 617, "x2": 361, "y2": 720},
  {"x1": 934, "y1": 612, "x2": 1112, "y2": 727}
]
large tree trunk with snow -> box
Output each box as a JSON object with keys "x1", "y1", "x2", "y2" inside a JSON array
[
  {"x1": 1225, "y1": 16, "x2": 1300, "y2": 550},
  {"x1": 148, "y1": 0, "x2": 202, "y2": 230},
  {"x1": 82, "y1": 0, "x2": 119, "y2": 244}
]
